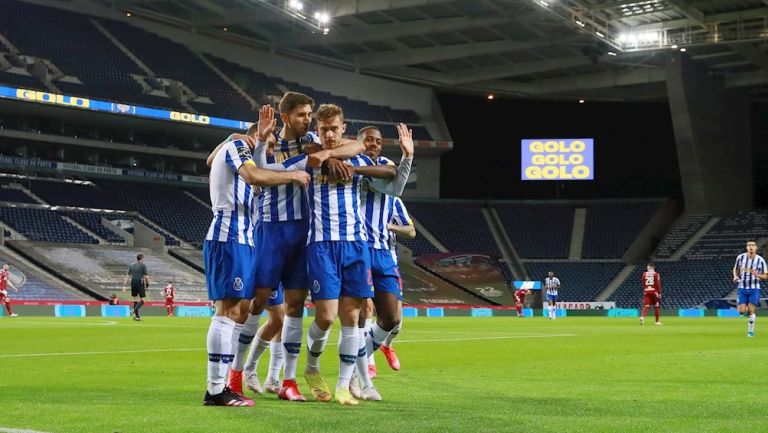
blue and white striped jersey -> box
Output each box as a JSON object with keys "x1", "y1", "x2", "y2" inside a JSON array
[
  {"x1": 258, "y1": 131, "x2": 319, "y2": 222},
  {"x1": 206, "y1": 139, "x2": 257, "y2": 245},
  {"x1": 387, "y1": 197, "x2": 412, "y2": 261},
  {"x1": 735, "y1": 253, "x2": 766, "y2": 290},
  {"x1": 275, "y1": 153, "x2": 375, "y2": 243},
  {"x1": 361, "y1": 158, "x2": 412, "y2": 250},
  {"x1": 545, "y1": 277, "x2": 560, "y2": 296}
]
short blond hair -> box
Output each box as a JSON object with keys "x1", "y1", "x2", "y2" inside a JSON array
[{"x1": 316, "y1": 104, "x2": 344, "y2": 123}]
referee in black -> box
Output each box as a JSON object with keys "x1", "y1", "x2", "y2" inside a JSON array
[{"x1": 122, "y1": 253, "x2": 149, "y2": 321}]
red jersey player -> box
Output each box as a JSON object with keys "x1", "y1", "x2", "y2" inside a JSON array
[
  {"x1": 514, "y1": 287, "x2": 531, "y2": 317},
  {"x1": 640, "y1": 263, "x2": 662, "y2": 326},
  {"x1": 163, "y1": 281, "x2": 175, "y2": 317},
  {"x1": 0, "y1": 263, "x2": 19, "y2": 318}
]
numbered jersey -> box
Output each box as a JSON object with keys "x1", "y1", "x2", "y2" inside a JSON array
[
  {"x1": 642, "y1": 271, "x2": 661, "y2": 293},
  {"x1": 163, "y1": 284, "x2": 175, "y2": 299}
]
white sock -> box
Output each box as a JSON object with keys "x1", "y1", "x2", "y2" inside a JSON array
[
  {"x1": 266, "y1": 341, "x2": 284, "y2": 382},
  {"x1": 355, "y1": 327, "x2": 373, "y2": 388},
  {"x1": 748, "y1": 314, "x2": 756, "y2": 333},
  {"x1": 366, "y1": 322, "x2": 390, "y2": 356},
  {"x1": 306, "y1": 321, "x2": 330, "y2": 371},
  {"x1": 383, "y1": 321, "x2": 402, "y2": 347},
  {"x1": 206, "y1": 316, "x2": 235, "y2": 395},
  {"x1": 364, "y1": 318, "x2": 372, "y2": 332},
  {"x1": 282, "y1": 315, "x2": 303, "y2": 380},
  {"x1": 337, "y1": 326, "x2": 358, "y2": 389},
  {"x1": 232, "y1": 314, "x2": 259, "y2": 371},
  {"x1": 365, "y1": 318, "x2": 375, "y2": 365},
  {"x1": 244, "y1": 337, "x2": 270, "y2": 373}
]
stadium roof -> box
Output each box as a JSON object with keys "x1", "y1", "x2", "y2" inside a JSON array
[{"x1": 94, "y1": 0, "x2": 768, "y2": 101}]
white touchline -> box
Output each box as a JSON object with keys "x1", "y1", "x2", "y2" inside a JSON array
[
  {"x1": 396, "y1": 334, "x2": 577, "y2": 343},
  {"x1": 0, "y1": 334, "x2": 577, "y2": 358},
  {"x1": 0, "y1": 428, "x2": 55, "y2": 433}
]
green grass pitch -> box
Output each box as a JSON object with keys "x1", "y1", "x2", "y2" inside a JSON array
[{"x1": 0, "y1": 316, "x2": 765, "y2": 433}]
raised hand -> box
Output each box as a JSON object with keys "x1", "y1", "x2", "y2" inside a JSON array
[
  {"x1": 397, "y1": 123, "x2": 414, "y2": 158},
  {"x1": 230, "y1": 133, "x2": 257, "y2": 150},
  {"x1": 257, "y1": 105, "x2": 277, "y2": 141}
]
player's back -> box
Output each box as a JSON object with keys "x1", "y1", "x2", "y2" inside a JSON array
[
  {"x1": 207, "y1": 139, "x2": 256, "y2": 245},
  {"x1": 642, "y1": 271, "x2": 660, "y2": 291}
]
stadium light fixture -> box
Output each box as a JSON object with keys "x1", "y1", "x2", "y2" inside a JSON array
[
  {"x1": 579, "y1": 99, "x2": 585, "y2": 104},
  {"x1": 289, "y1": 0, "x2": 303, "y2": 10},
  {"x1": 487, "y1": 94, "x2": 495, "y2": 100},
  {"x1": 125, "y1": 12, "x2": 132, "y2": 17},
  {"x1": 607, "y1": 51, "x2": 616, "y2": 56},
  {"x1": 680, "y1": 48, "x2": 687, "y2": 52}
]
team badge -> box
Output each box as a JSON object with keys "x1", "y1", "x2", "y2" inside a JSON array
[
  {"x1": 233, "y1": 277, "x2": 244, "y2": 291},
  {"x1": 312, "y1": 280, "x2": 321, "y2": 294}
]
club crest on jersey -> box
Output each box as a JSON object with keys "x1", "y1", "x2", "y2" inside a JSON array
[
  {"x1": 312, "y1": 280, "x2": 321, "y2": 294},
  {"x1": 236, "y1": 144, "x2": 252, "y2": 160},
  {"x1": 233, "y1": 277, "x2": 244, "y2": 291},
  {"x1": 269, "y1": 289, "x2": 278, "y2": 300}
]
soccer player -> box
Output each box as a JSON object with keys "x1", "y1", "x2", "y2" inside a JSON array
[
  {"x1": 0, "y1": 263, "x2": 19, "y2": 318},
  {"x1": 241, "y1": 289, "x2": 286, "y2": 395},
  {"x1": 254, "y1": 104, "x2": 411, "y2": 405},
  {"x1": 352, "y1": 126, "x2": 414, "y2": 398},
  {"x1": 544, "y1": 271, "x2": 560, "y2": 320},
  {"x1": 202, "y1": 131, "x2": 310, "y2": 407},
  {"x1": 223, "y1": 94, "x2": 364, "y2": 402},
  {"x1": 639, "y1": 263, "x2": 662, "y2": 326},
  {"x1": 733, "y1": 239, "x2": 766, "y2": 337},
  {"x1": 162, "y1": 281, "x2": 175, "y2": 317},
  {"x1": 514, "y1": 287, "x2": 531, "y2": 318},
  {"x1": 122, "y1": 254, "x2": 149, "y2": 321}
]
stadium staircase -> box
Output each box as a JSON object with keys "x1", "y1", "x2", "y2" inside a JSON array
[
  {"x1": 485, "y1": 207, "x2": 524, "y2": 280},
  {"x1": 90, "y1": 19, "x2": 155, "y2": 77},
  {"x1": 595, "y1": 264, "x2": 637, "y2": 302},
  {"x1": 670, "y1": 216, "x2": 720, "y2": 260},
  {"x1": 195, "y1": 51, "x2": 257, "y2": 109},
  {"x1": 59, "y1": 215, "x2": 107, "y2": 244},
  {"x1": 568, "y1": 208, "x2": 586, "y2": 260}
]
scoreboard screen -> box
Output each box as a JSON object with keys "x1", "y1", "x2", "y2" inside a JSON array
[{"x1": 521, "y1": 138, "x2": 594, "y2": 181}]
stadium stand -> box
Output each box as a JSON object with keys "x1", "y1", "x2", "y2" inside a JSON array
[
  {"x1": 10, "y1": 242, "x2": 206, "y2": 301},
  {"x1": 582, "y1": 202, "x2": 661, "y2": 259},
  {"x1": 0, "y1": 187, "x2": 38, "y2": 204},
  {"x1": 0, "y1": 250, "x2": 89, "y2": 300},
  {"x1": 26, "y1": 178, "x2": 131, "y2": 210},
  {"x1": 59, "y1": 210, "x2": 126, "y2": 243},
  {"x1": 94, "y1": 179, "x2": 209, "y2": 246},
  {"x1": 0, "y1": 206, "x2": 97, "y2": 243},
  {"x1": 397, "y1": 231, "x2": 440, "y2": 258},
  {"x1": 654, "y1": 213, "x2": 711, "y2": 258},
  {"x1": 684, "y1": 211, "x2": 768, "y2": 260},
  {"x1": 0, "y1": 1, "x2": 185, "y2": 110},
  {"x1": 100, "y1": 20, "x2": 254, "y2": 120},
  {"x1": 494, "y1": 203, "x2": 574, "y2": 259},
  {"x1": 405, "y1": 201, "x2": 501, "y2": 256},
  {"x1": 609, "y1": 260, "x2": 734, "y2": 309},
  {"x1": 525, "y1": 262, "x2": 624, "y2": 302}
]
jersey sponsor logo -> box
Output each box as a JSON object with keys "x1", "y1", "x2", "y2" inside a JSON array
[
  {"x1": 312, "y1": 280, "x2": 321, "y2": 294},
  {"x1": 237, "y1": 145, "x2": 252, "y2": 160},
  {"x1": 233, "y1": 277, "x2": 244, "y2": 292},
  {"x1": 170, "y1": 111, "x2": 210, "y2": 125}
]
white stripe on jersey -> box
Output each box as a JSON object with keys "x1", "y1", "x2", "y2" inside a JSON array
[
  {"x1": 361, "y1": 156, "x2": 412, "y2": 250},
  {"x1": 545, "y1": 277, "x2": 560, "y2": 296},
  {"x1": 258, "y1": 131, "x2": 319, "y2": 222},
  {"x1": 735, "y1": 253, "x2": 766, "y2": 290},
  {"x1": 273, "y1": 152, "x2": 374, "y2": 243},
  {"x1": 205, "y1": 139, "x2": 256, "y2": 246}
]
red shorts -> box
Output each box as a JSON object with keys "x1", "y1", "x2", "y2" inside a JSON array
[
  {"x1": 515, "y1": 295, "x2": 525, "y2": 304},
  {"x1": 643, "y1": 291, "x2": 659, "y2": 306},
  {"x1": 165, "y1": 298, "x2": 174, "y2": 306},
  {"x1": 0, "y1": 290, "x2": 7, "y2": 301}
]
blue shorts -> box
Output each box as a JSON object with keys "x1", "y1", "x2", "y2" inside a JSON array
[
  {"x1": 267, "y1": 284, "x2": 284, "y2": 307},
  {"x1": 546, "y1": 294, "x2": 558, "y2": 303},
  {"x1": 254, "y1": 220, "x2": 308, "y2": 290},
  {"x1": 737, "y1": 289, "x2": 761, "y2": 306},
  {"x1": 203, "y1": 240, "x2": 257, "y2": 301},
  {"x1": 369, "y1": 247, "x2": 403, "y2": 301},
  {"x1": 307, "y1": 241, "x2": 373, "y2": 301}
]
